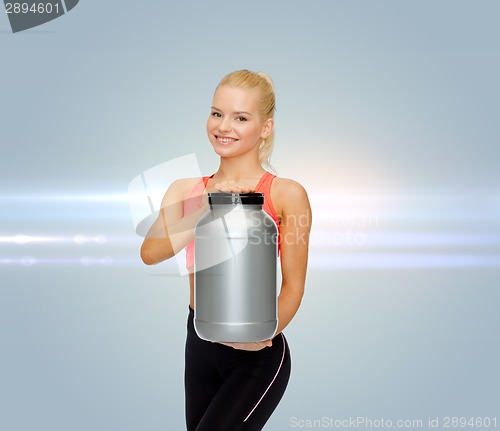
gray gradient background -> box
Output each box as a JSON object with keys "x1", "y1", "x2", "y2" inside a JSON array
[{"x1": 1, "y1": 1, "x2": 499, "y2": 430}]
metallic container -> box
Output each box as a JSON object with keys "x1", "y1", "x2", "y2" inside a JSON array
[{"x1": 194, "y1": 192, "x2": 278, "y2": 342}]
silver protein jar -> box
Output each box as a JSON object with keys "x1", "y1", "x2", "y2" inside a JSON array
[{"x1": 194, "y1": 192, "x2": 278, "y2": 342}]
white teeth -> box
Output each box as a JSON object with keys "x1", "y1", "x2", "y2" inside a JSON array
[{"x1": 218, "y1": 137, "x2": 236, "y2": 143}]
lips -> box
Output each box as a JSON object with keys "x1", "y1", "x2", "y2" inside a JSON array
[{"x1": 215, "y1": 135, "x2": 238, "y2": 146}]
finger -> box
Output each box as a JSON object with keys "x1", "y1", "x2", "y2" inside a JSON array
[{"x1": 213, "y1": 182, "x2": 255, "y2": 193}]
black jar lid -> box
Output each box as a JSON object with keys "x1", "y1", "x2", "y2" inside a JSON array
[{"x1": 208, "y1": 192, "x2": 264, "y2": 206}]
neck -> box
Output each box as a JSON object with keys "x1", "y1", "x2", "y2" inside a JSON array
[{"x1": 214, "y1": 154, "x2": 267, "y2": 182}]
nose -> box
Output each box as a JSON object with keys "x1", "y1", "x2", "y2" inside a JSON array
[{"x1": 218, "y1": 117, "x2": 232, "y2": 133}]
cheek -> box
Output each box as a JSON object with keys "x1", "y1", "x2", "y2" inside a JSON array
[
  {"x1": 240, "y1": 124, "x2": 260, "y2": 139},
  {"x1": 206, "y1": 117, "x2": 215, "y2": 131}
]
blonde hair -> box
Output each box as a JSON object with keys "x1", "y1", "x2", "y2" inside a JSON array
[{"x1": 217, "y1": 69, "x2": 276, "y2": 172}]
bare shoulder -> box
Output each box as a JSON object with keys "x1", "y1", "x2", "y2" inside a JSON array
[
  {"x1": 271, "y1": 177, "x2": 311, "y2": 218},
  {"x1": 170, "y1": 176, "x2": 205, "y2": 194},
  {"x1": 161, "y1": 176, "x2": 205, "y2": 205},
  {"x1": 272, "y1": 177, "x2": 308, "y2": 197}
]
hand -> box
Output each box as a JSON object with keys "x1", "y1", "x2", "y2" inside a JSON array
[
  {"x1": 218, "y1": 339, "x2": 273, "y2": 351},
  {"x1": 213, "y1": 180, "x2": 255, "y2": 194}
]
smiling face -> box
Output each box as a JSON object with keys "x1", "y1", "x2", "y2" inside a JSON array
[{"x1": 206, "y1": 85, "x2": 273, "y2": 159}]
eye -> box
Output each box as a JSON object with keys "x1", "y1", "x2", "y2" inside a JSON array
[
  {"x1": 211, "y1": 111, "x2": 222, "y2": 118},
  {"x1": 235, "y1": 116, "x2": 248, "y2": 122}
]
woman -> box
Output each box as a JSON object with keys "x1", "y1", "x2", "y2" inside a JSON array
[{"x1": 141, "y1": 70, "x2": 311, "y2": 430}]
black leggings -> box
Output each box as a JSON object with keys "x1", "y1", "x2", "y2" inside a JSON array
[{"x1": 184, "y1": 307, "x2": 291, "y2": 431}]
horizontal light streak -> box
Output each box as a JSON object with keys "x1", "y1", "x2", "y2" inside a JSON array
[
  {"x1": 310, "y1": 231, "x2": 500, "y2": 248},
  {"x1": 308, "y1": 253, "x2": 500, "y2": 269},
  {"x1": 370, "y1": 232, "x2": 500, "y2": 247},
  {"x1": 1, "y1": 231, "x2": 500, "y2": 248},
  {"x1": 308, "y1": 193, "x2": 500, "y2": 201},
  {"x1": 0, "y1": 194, "x2": 134, "y2": 203},
  {"x1": 0, "y1": 257, "x2": 136, "y2": 266},
  {"x1": 0, "y1": 234, "x2": 108, "y2": 244},
  {"x1": 1, "y1": 253, "x2": 499, "y2": 270},
  {"x1": 0, "y1": 235, "x2": 67, "y2": 244},
  {"x1": 0, "y1": 190, "x2": 496, "y2": 270}
]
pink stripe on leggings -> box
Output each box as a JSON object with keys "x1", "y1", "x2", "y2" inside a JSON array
[{"x1": 243, "y1": 333, "x2": 286, "y2": 422}]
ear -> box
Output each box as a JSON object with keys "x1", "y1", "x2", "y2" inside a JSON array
[{"x1": 261, "y1": 118, "x2": 274, "y2": 139}]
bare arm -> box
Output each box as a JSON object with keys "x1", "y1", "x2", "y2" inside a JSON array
[
  {"x1": 140, "y1": 179, "x2": 208, "y2": 265},
  {"x1": 275, "y1": 180, "x2": 312, "y2": 335}
]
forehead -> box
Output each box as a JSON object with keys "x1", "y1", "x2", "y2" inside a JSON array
[{"x1": 212, "y1": 85, "x2": 260, "y2": 112}]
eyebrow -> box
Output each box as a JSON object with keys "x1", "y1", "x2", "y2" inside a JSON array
[{"x1": 211, "y1": 107, "x2": 253, "y2": 116}]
